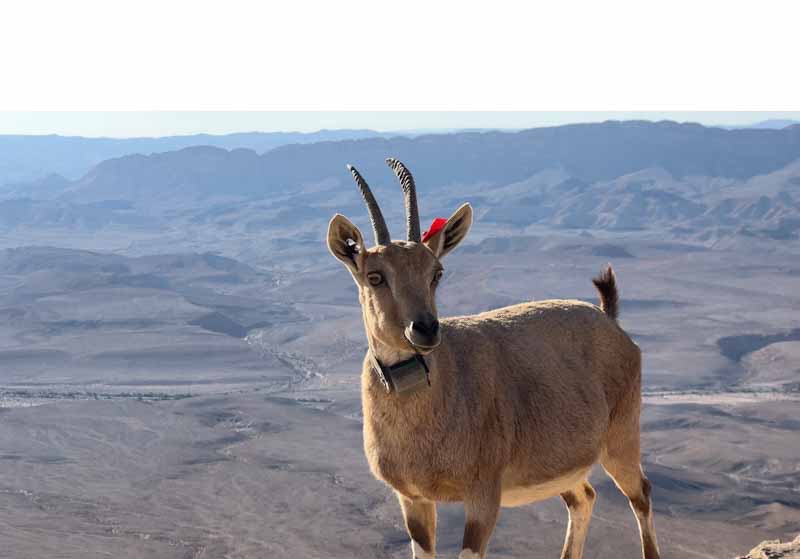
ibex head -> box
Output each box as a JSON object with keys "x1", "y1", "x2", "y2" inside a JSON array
[{"x1": 327, "y1": 158, "x2": 473, "y2": 354}]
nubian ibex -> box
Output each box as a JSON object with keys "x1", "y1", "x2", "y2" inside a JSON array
[{"x1": 326, "y1": 158, "x2": 660, "y2": 559}]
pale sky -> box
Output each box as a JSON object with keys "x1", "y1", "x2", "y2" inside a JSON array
[{"x1": 1, "y1": 112, "x2": 799, "y2": 138}]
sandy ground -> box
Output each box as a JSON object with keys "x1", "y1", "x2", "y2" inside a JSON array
[
  {"x1": 1, "y1": 391, "x2": 792, "y2": 559},
  {"x1": 1, "y1": 234, "x2": 798, "y2": 557}
]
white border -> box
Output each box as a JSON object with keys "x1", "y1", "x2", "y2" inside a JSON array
[{"x1": 1, "y1": 1, "x2": 798, "y2": 110}]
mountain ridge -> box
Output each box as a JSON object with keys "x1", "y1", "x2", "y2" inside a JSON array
[
  {"x1": 0, "y1": 128, "x2": 392, "y2": 185},
  {"x1": 3, "y1": 120, "x2": 800, "y2": 242}
]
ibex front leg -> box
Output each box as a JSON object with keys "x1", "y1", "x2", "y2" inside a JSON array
[
  {"x1": 559, "y1": 481, "x2": 597, "y2": 559},
  {"x1": 398, "y1": 494, "x2": 437, "y2": 558},
  {"x1": 460, "y1": 482, "x2": 501, "y2": 558}
]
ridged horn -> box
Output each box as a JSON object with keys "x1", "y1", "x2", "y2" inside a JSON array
[
  {"x1": 347, "y1": 164, "x2": 391, "y2": 246},
  {"x1": 385, "y1": 158, "x2": 421, "y2": 242}
]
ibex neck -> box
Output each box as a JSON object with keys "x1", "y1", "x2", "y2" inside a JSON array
[
  {"x1": 366, "y1": 333, "x2": 436, "y2": 396},
  {"x1": 367, "y1": 334, "x2": 416, "y2": 367}
]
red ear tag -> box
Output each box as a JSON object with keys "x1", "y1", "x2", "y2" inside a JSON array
[{"x1": 422, "y1": 217, "x2": 448, "y2": 243}]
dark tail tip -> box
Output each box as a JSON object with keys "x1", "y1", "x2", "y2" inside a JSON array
[{"x1": 592, "y1": 264, "x2": 619, "y2": 321}]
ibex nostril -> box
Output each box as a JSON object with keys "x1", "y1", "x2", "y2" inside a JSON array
[{"x1": 411, "y1": 317, "x2": 439, "y2": 337}]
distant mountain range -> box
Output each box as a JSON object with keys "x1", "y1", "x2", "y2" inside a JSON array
[
  {"x1": 3, "y1": 119, "x2": 797, "y2": 187},
  {"x1": 0, "y1": 129, "x2": 390, "y2": 185},
  {"x1": 2, "y1": 120, "x2": 800, "y2": 242},
  {"x1": 734, "y1": 119, "x2": 800, "y2": 130},
  {"x1": 42, "y1": 120, "x2": 800, "y2": 198}
]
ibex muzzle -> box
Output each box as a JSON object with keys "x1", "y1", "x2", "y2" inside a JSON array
[{"x1": 406, "y1": 312, "x2": 440, "y2": 349}]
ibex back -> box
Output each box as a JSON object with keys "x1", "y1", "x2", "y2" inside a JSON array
[{"x1": 327, "y1": 158, "x2": 660, "y2": 559}]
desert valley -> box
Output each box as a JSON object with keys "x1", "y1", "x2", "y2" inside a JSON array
[{"x1": 0, "y1": 120, "x2": 798, "y2": 557}]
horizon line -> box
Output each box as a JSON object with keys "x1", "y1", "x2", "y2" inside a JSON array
[{"x1": 1, "y1": 117, "x2": 798, "y2": 140}]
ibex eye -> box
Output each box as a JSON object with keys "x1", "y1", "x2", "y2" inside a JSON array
[
  {"x1": 432, "y1": 270, "x2": 444, "y2": 285},
  {"x1": 367, "y1": 272, "x2": 385, "y2": 287}
]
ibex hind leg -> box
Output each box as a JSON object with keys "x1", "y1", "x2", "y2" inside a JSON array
[
  {"x1": 601, "y1": 392, "x2": 660, "y2": 557},
  {"x1": 559, "y1": 480, "x2": 596, "y2": 559},
  {"x1": 601, "y1": 457, "x2": 659, "y2": 559}
]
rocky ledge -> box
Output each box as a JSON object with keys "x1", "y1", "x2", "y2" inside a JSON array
[{"x1": 737, "y1": 535, "x2": 800, "y2": 559}]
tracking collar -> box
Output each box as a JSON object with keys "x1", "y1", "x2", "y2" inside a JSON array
[{"x1": 368, "y1": 350, "x2": 431, "y2": 395}]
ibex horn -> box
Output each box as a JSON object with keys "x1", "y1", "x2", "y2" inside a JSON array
[
  {"x1": 385, "y1": 158, "x2": 421, "y2": 242},
  {"x1": 347, "y1": 164, "x2": 391, "y2": 246}
]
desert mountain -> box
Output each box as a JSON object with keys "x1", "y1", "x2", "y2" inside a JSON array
[
  {"x1": 3, "y1": 120, "x2": 800, "y2": 242},
  {"x1": 0, "y1": 129, "x2": 389, "y2": 185}
]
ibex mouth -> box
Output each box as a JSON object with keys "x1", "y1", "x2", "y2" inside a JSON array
[{"x1": 404, "y1": 328, "x2": 441, "y2": 353}]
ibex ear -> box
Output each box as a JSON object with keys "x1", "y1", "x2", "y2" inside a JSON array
[
  {"x1": 424, "y1": 203, "x2": 473, "y2": 259},
  {"x1": 327, "y1": 214, "x2": 366, "y2": 273}
]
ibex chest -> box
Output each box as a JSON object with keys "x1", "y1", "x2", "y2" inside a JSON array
[{"x1": 362, "y1": 394, "x2": 468, "y2": 501}]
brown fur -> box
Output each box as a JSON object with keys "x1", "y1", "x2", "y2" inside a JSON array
[{"x1": 328, "y1": 205, "x2": 660, "y2": 559}]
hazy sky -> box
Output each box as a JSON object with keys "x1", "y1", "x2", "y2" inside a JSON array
[{"x1": 1, "y1": 111, "x2": 799, "y2": 138}]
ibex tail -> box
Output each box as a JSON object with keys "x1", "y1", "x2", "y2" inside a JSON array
[{"x1": 592, "y1": 265, "x2": 619, "y2": 321}]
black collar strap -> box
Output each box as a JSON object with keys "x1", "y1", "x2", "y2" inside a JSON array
[{"x1": 369, "y1": 351, "x2": 430, "y2": 395}]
